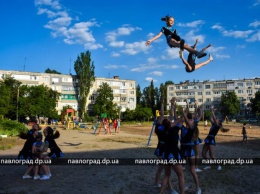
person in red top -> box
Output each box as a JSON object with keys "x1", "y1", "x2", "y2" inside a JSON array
[{"x1": 113, "y1": 119, "x2": 118, "y2": 133}]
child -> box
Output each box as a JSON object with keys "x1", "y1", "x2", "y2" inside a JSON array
[
  {"x1": 180, "y1": 39, "x2": 213, "y2": 73},
  {"x1": 202, "y1": 107, "x2": 222, "y2": 170},
  {"x1": 242, "y1": 123, "x2": 247, "y2": 143},
  {"x1": 32, "y1": 133, "x2": 50, "y2": 180},
  {"x1": 145, "y1": 15, "x2": 208, "y2": 59}
]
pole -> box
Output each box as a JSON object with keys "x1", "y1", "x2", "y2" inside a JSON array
[
  {"x1": 16, "y1": 86, "x2": 19, "y2": 121},
  {"x1": 147, "y1": 117, "x2": 157, "y2": 146}
]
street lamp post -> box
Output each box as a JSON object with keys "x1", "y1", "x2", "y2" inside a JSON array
[{"x1": 16, "y1": 86, "x2": 20, "y2": 121}]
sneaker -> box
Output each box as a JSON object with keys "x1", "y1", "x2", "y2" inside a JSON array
[
  {"x1": 40, "y1": 175, "x2": 50, "y2": 180},
  {"x1": 203, "y1": 166, "x2": 211, "y2": 170},
  {"x1": 196, "y1": 188, "x2": 202, "y2": 194},
  {"x1": 217, "y1": 165, "x2": 222, "y2": 170},
  {"x1": 179, "y1": 50, "x2": 183, "y2": 58},
  {"x1": 48, "y1": 173, "x2": 52, "y2": 177},
  {"x1": 209, "y1": 54, "x2": 214, "y2": 61},
  {"x1": 22, "y1": 175, "x2": 32, "y2": 179},
  {"x1": 196, "y1": 51, "x2": 207, "y2": 59},
  {"x1": 180, "y1": 39, "x2": 185, "y2": 51},
  {"x1": 33, "y1": 175, "x2": 40, "y2": 180},
  {"x1": 171, "y1": 190, "x2": 179, "y2": 194},
  {"x1": 195, "y1": 168, "x2": 202, "y2": 172},
  {"x1": 155, "y1": 183, "x2": 161, "y2": 188}
]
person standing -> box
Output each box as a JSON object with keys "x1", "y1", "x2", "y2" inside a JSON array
[{"x1": 242, "y1": 123, "x2": 248, "y2": 143}]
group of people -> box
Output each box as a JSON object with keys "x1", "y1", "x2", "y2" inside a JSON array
[
  {"x1": 99, "y1": 117, "x2": 121, "y2": 134},
  {"x1": 154, "y1": 98, "x2": 223, "y2": 194},
  {"x1": 18, "y1": 124, "x2": 64, "y2": 180},
  {"x1": 145, "y1": 15, "x2": 214, "y2": 73}
]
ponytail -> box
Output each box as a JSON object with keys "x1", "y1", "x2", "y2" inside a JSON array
[{"x1": 161, "y1": 15, "x2": 173, "y2": 22}]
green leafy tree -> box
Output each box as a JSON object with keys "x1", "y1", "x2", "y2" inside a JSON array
[
  {"x1": 45, "y1": 68, "x2": 61, "y2": 74},
  {"x1": 142, "y1": 80, "x2": 156, "y2": 116},
  {"x1": 219, "y1": 91, "x2": 240, "y2": 118},
  {"x1": 93, "y1": 83, "x2": 115, "y2": 118},
  {"x1": 251, "y1": 91, "x2": 260, "y2": 114},
  {"x1": 74, "y1": 51, "x2": 95, "y2": 119},
  {"x1": 136, "y1": 84, "x2": 142, "y2": 105},
  {"x1": 0, "y1": 76, "x2": 21, "y2": 120},
  {"x1": 18, "y1": 85, "x2": 60, "y2": 119},
  {"x1": 134, "y1": 105, "x2": 153, "y2": 121}
]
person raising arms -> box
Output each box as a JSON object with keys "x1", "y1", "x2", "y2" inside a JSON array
[{"x1": 145, "y1": 15, "x2": 207, "y2": 59}]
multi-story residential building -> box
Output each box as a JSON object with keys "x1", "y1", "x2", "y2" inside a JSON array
[
  {"x1": 167, "y1": 78, "x2": 260, "y2": 117},
  {"x1": 0, "y1": 70, "x2": 136, "y2": 116}
]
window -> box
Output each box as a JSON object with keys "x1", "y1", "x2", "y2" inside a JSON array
[
  {"x1": 130, "y1": 91, "x2": 134, "y2": 95},
  {"x1": 255, "y1": 81, "x2": 260, "y2": 85},
  {"x1": 129, "y1": 98, "x2": 135, "y2": 102},
  {"x1": 198, "y1": 99, "x2": 203, "y2": 102},
  {"x1": 246, "y1": 82, "x2": 252, "y2": 86},
  {"x1": 169, "y1": 87, "x2": 174, "y2": 91},
  {"x1": 198, "y1": 92, "x2": 202, "y2": 95},
  {"x1": 176, "y1": 86, "x2": 180, "y2": 90},
  {"x1": 206, "y1": 92, "x2": 211, "y2": 95},
  {"x1": 52, "y1": 78, "x2": 59, "y2": 83},
  {"x1": 238, "y1": 90, "x2": 243, "y2": 94},
  {"x1": 247, "y1": 90, "x2": 252, "y2": 94},
  {"x1": 227, "y1": 83, "x2": 234, "y2": 87},
  {"x1": 239, "y1": 97, "x2": 243, "y2": 101},
  {"x1": 213, "y1": 91, "x2": 221, "y2": 95},
  {"x1": 206, "y1": 98, "x2": 211, "y2": 102},
  {"x1": 130, "y1": 83, "x2": 135, "y2": 88},
  {"x1": 237, "y1": 83, "x2": 243, "y2": 87},
  {"x1": 206, "y1": 105, "x2": 211, "y2": 109},
  {"x1": 205, "y1": 85, "x2": 211, "y2": 89}
]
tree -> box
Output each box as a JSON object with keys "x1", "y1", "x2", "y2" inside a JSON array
[
  {"x1": 93, "y1": 83, "x2": 115, "y2": 118},
  {"x1": 74, "y1": 51, "x2": 95, "y2": 119},
  {"x1": 0, "y1": 76, "x2": 21, "y2": 120},
  {"x1": 18, "y1": 85, "x2": 60, "y2": 119},
  {"x1": 219, "y1": 91, "x2": 240, "y2": 118},
  {"x1": 251, "y1": 91, "x2": 260, "y2": 114},
  {"x1": 142, "y1": 80, "x2": 156, "y2": 116},
  {"x1": 136, "y1": 84, "x2": 142, "y2": 105},
  {"x1": 45, "y1": 68, "x2": 61, "y2": 74}
]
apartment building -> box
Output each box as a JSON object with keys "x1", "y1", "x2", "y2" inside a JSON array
[
  {"x1": 167, "y1": 78, "x2": 260, "y2": 116},
  {"x1": 0, "y1": 70, "x2": 136, "y2": 116}
]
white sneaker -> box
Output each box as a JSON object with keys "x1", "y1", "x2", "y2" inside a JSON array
[
  {"x1": 40, "y1": 175, "x2": 50, "y2": 180},
  {"x1": 195, "y1": 168, "x2": 202, "y2": 172},
  {"x1": 171, "y1": 190, "x2": 179, "y2": 194},
  {"x1": 217, "y1": 165, "x2": 222, "y2": 170},
  {"x1": 203, "y1": 166, "x2": 211, "y2": 170},
  {"x1": 155, "y1": 183, "x2": 161, "y2": 188},
  {"x1": 196, "y1": 188, "x2": 202, "y2": 194},
  {"x1": 33, "y1": 175, "x2": 40, "y2": 180},
  {"x1": 209, "y1": 54, "x2": 214, "y2": 61},
  {"x1": 22, "y1": 175, "x2": 32, "y2": 179}
]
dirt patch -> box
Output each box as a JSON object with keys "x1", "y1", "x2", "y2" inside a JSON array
[{"x1": 0, "y1": 123, "x2": 259, "y2": 194}]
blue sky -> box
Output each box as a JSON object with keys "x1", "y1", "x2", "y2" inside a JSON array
[{"x1": 1, "y1": 0, "x2": 260, "y2": 90}]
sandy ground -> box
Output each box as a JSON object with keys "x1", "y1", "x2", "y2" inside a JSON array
[{"x1": 0, "y1": 123, "x2": 260, "y2": 194}]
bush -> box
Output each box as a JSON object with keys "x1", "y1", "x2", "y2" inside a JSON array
[{"x1": 0, "y1": 119, "x2": 28, "y2": 136}]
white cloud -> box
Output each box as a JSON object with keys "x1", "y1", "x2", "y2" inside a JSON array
[
  {"x1": 184, "y1": 30, "x2": 205, "y2": 45},
  {"x1": 212, "y1": 23, "x2": 254, "y2": 39},
  {"x1": 215, "y1": 54, "x2": 230, "y2": 59},
  {"x1": 249, "y1": 21, "x2": 260, "y2": 28},
  {"x1": 211, "y1": 24, "x2": 225, "y2": 31},
  {"x1": 105, "y1": 26, "x2": 141, "y2": 48},
  {"x1": 252, "y1": 0, "x2": 260, "y2": 6},
  {"x1": 34, "y1": 0, "x2": 61, "y2": 10},
  {"x1": 131, "y1": 63, "x2": 179, "y2": 72},
  {"x1": 222, "y1": 30, "x2": 254, "y2": 38},
  {"x1": 35, "y1": 1, "x2": 103, "y2": 50},
  {"x1": 121, "y1": 41, "x2": 149, "y2": 55},
  {"x1": 104, "y1": 64, "x2": 127, "y2": 69},
  {"x1": 177, "y1": 20, "x2": 205, "y2": 28},
  {"x1": 148, "y1": 71, "x2": 163, "y2": 76},
  {"x1": 246, "y1": 31, "x2": 260, "y2": 42},
  {"x1": 147, "y1": 57, "x2": 157, "y2": 63},
  {"x1": 145, "y1": 77, "x2": 157, "y2": 82},
  {"x1": 111, "y1": 52, "x2": 120, "y2": 57}
]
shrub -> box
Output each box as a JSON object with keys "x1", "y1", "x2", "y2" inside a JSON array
[{"x1": 0, "y1": 119, "x2": 28, "y2": 136}]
